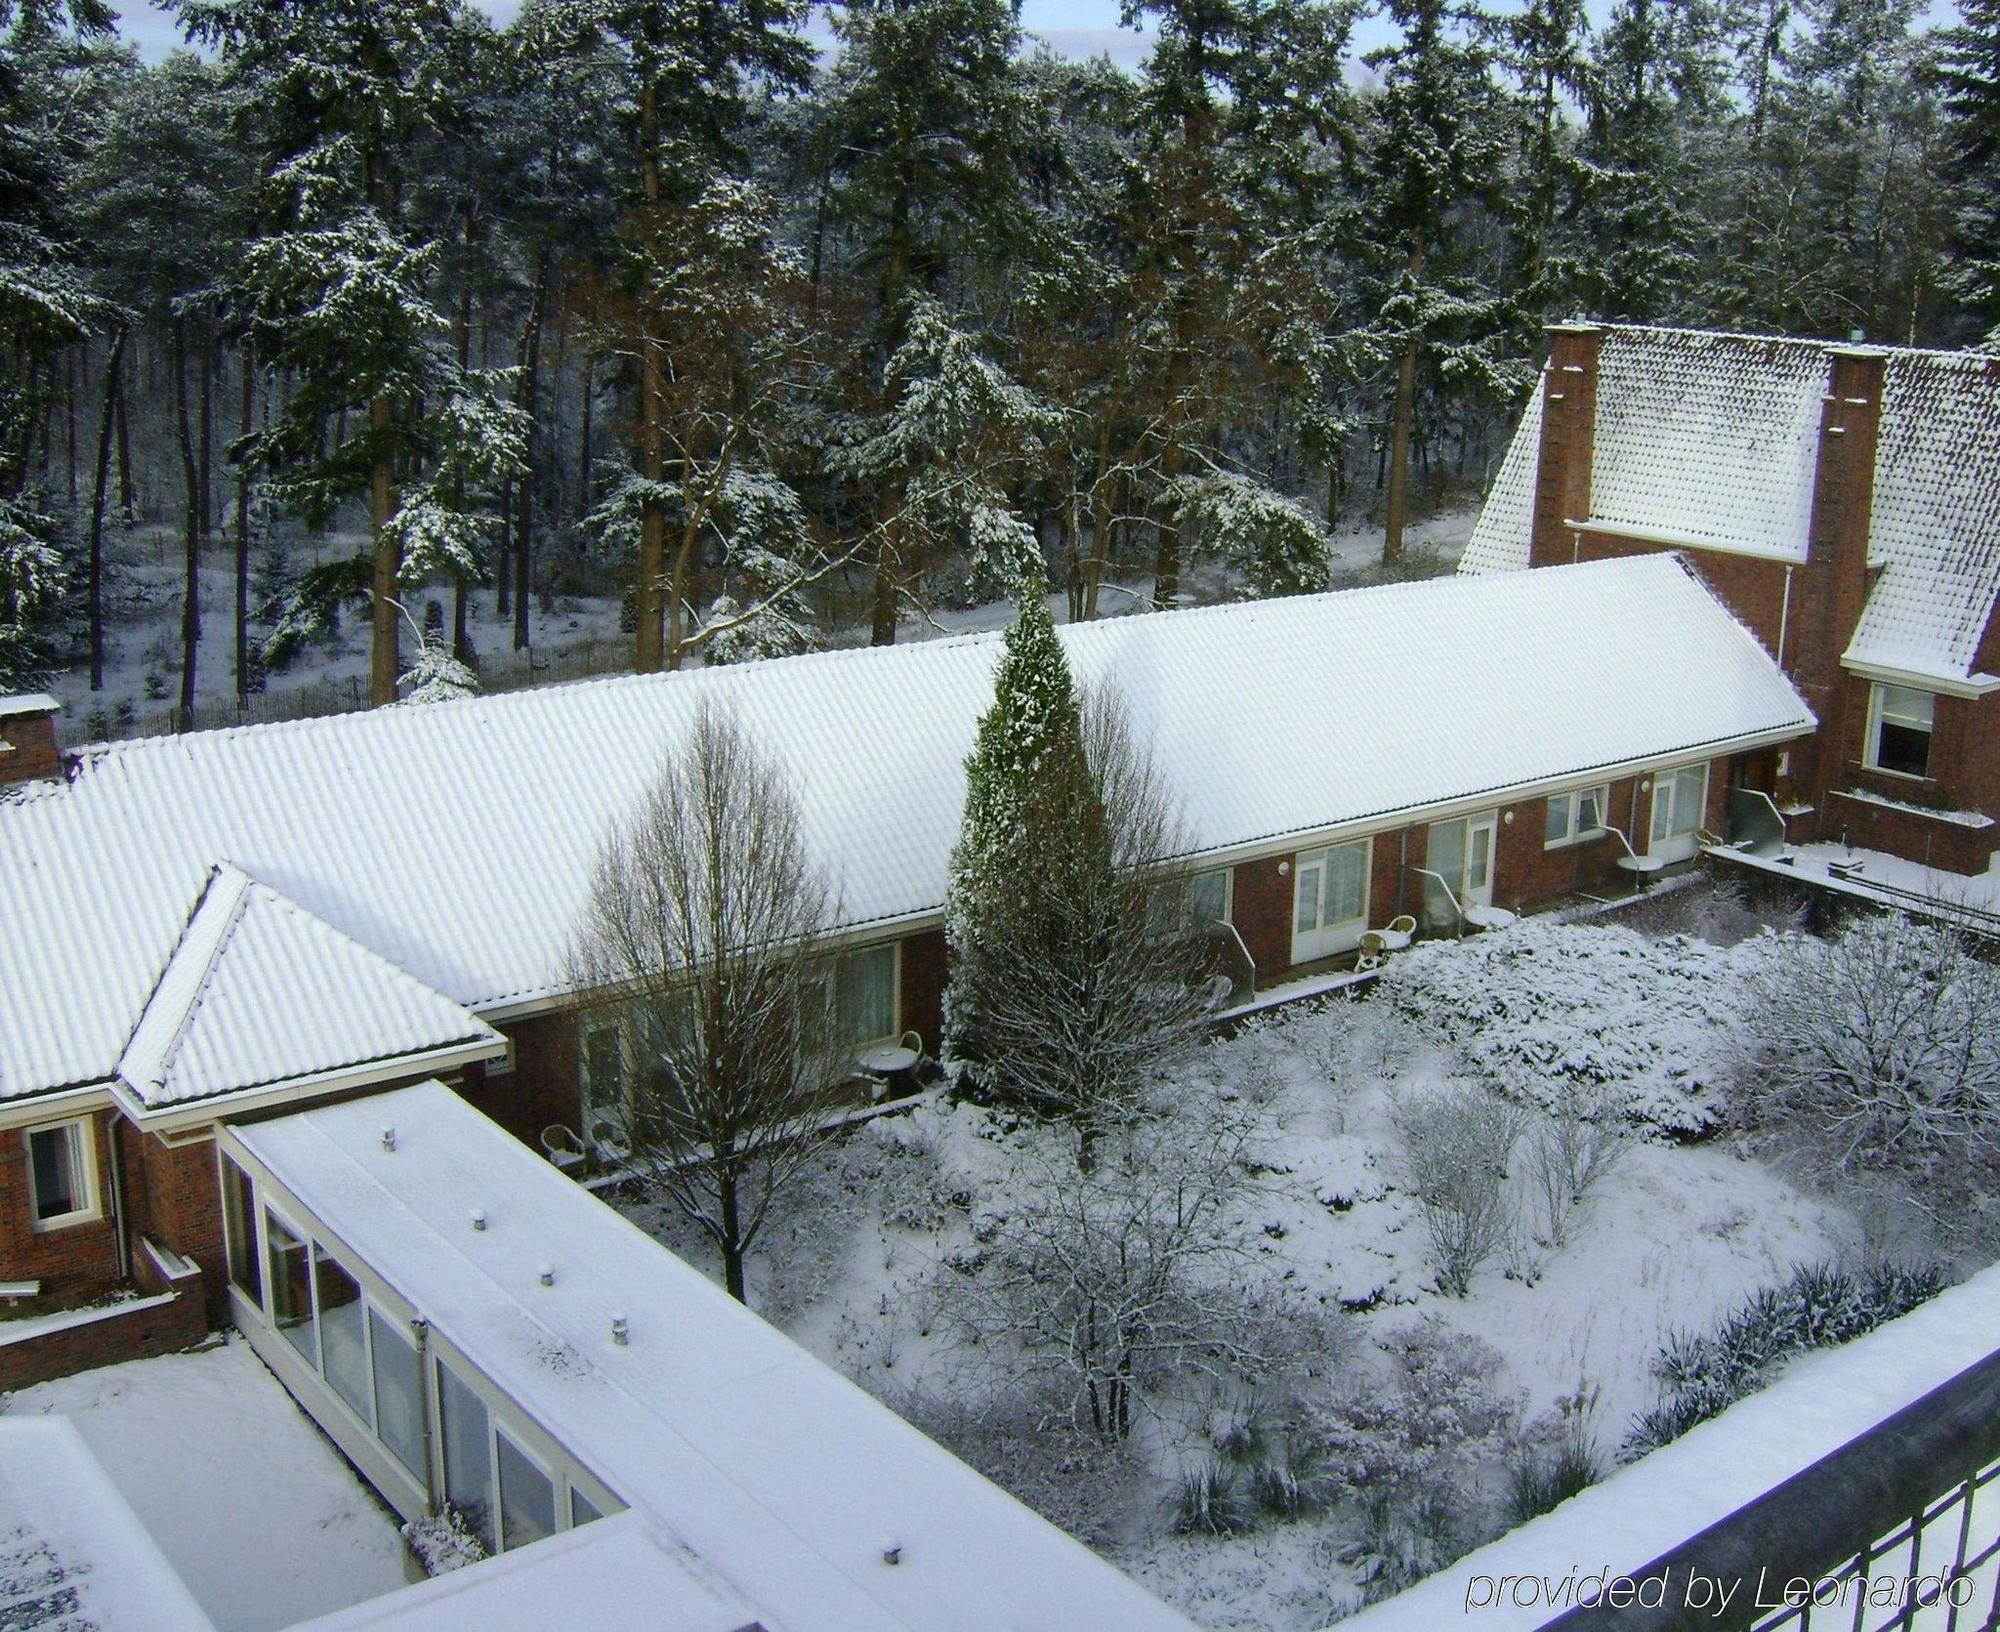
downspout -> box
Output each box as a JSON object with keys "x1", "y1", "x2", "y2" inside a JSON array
[
  {"x1": 413, "y1": 1315, "x2": 437, "y2": 1517},
  {"x1": 1777, "y1": 564, "x2": 1794, "y2": 673},
  {"x1": 106, "y1": 1113, "x2": 132, "y2": 1281}
]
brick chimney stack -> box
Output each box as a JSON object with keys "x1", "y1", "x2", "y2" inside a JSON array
[
  {"x1": 1792, "y1": 346, "x2": 1886, "y2": 709},
  {"x1": 0, "y1": 694, "x2": 62, "y2": 788},
  {"x1": 1528, "y1": 323, "x2": 1604, "y2": 568}
]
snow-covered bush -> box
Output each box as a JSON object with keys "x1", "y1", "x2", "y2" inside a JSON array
[
  {"x1": 1522, "y1": 1082, "x2": 1629, "y2": 1249},
  {"x1": 1742, "y1": 913, "x2": 2000, "y2": 1173},
  {"x1": 895, "y1": 1383, "x2": 1136, "y2": 1546},
  {"x1": 1504, "y1": 1384, "x2": 1603, "y2": 1522},
  {"x1": 402, "y1": 1505, "x2": 487, "y2": 1576},
  {"x1": 1303, "y1": 1322, "x2": 1516, "y2": 1595},
  {"x1": 1392, "y1": 1087, "x2": 1526, "y2": 1296},
  {"x1": 1381, "y1": 920, "x2": 1753, "y2": 1136},
  {"x1": 1624, "y1": 1260, "x2": 1948, "y2": 1458}
]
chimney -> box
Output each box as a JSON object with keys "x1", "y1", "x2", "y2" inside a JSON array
[
  {"x1": 0, "y1": 694, "x2": 61, "y2": 788},
  {"x1": 1792, "y1": 346, "x2": 1886, "y2": 710},
  {"x1": 1528, "y1": 323, "x2": 1604, "y2": 568}
]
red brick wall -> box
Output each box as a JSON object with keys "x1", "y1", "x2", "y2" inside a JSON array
[
  {"x1": 0, "y1": 1111, "x2": 124, "y2": 1306},
  {"x1": 1231, "y1": 854, "x2": 1293, "y2": 976},
  {"x1": 0, "y1": 1284, "x2": 208, "y2": 1392},
  {"x1": 899, "y1": 930, "x2": 947, "y2": 1055},
  {"x1": 1491, "y1": 783, "x2": 1636, "y2": 909},
  {"x1": 460, "y1": 1013, "x2": 582, "y2": 1150},
  {"x1": 0, "y1": 709, "x2": 59, "y2": 787},
  {"x1": 126, "y1": 1131, "x2": 228, "y2": 1326}
]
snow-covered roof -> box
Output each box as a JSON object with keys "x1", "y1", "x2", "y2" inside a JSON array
[
  {"x1": 0, "y1": 692, "x2": 59, "y2": 716},
  {"x1": 0, "y1": 556, "x2": 1810, "y2": 1105},
  {"x1": 234, "y1": 1082, "x2": 1196, "y2": 1632},
  {"x1": 296, "y1": 1514, "x2": 759, "y2": 1632},
  {"x1": 115, "y1": 864, "x2": 504, "y2": 1112},
  {"x1": 0, "y1": 1417, "x2": 215, "y2": 1632},
  {"x1": 1460, "y1": 326, "x2": 2000, "y2": 680}
]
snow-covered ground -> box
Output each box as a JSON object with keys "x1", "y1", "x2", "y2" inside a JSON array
[
  {"x1": 3, "y1": 1335, "x2": 410, "y2": 1631},
  {"x1": 50, "y1": 502, "x2": 1480, "y2": 742},
  {"x1": 620, "y1": 914, "x2": 1851, "y2": 1632}
]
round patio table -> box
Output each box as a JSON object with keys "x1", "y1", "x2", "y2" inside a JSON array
[{"x1": 1461, "y1": 904, "x2": 1518, "y2": 931}]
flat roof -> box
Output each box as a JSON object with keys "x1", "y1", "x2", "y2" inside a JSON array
[
  {"x1": 0, "y1": 1417, "x2": 213, "y2": 1632},
  {"x1": 233, "y1": 1082, "x2": 1195, "y2": 1632}
]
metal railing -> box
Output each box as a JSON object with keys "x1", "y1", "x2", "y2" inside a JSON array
[{"x1": 1542, "y1": 1344, "x2": 2000, "y2": 1632}]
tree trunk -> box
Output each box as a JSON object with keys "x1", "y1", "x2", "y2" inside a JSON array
[
  {"x1": 1154, "y1": 337, "x2": 1192, "y2": 609},
  {"x1": 64, "y1": 343, "x2": 79, "y2": 505},
  {"x1": 718, "y1": 1172, "x2": 747, "y2": 1304},
  {"x1": 114, "y1": 364, "x2": 134, "y2": 520},
  {"x1": 1382, "y1": 247, "x2": 1424, "y2": 569},
  {"x1": 87, "y1": 329, "x2": 127, "y2": 693},
  {"x1": 633, "y1": 80, "x2": 668, "y2": 672},
  {"x1": 453, "y1": 207, "x2": 477, "y2": 665},
  {"x1": 514, "y1": 247, "x2": 551, "y2": 653},
  {"x1": 578, "y1": 350, "x2": 594, "y2": 519},
  {"x1": 867, "y1": 180, "x2": 915, "y2": 648},
  {"x1": 369, "y1": 394, "x2": 399, "y2": 706},
  {"x1": 199, "y1": 343, "x2": 214, "y2": 555},
  {"x1": 173, "y1": 322, "x2": 202, "y2": 727},
  {"x1": 235, "y1": 343, "x2": 254, "y2": 705}
]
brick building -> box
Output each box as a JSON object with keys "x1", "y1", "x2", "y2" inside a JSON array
[
  {"x1": 1, "y1": 553, "x2": 1810, "y2": 1377},
  {"x1": 1465, "y1": 324, "x2": 2000, "y2": 883}
]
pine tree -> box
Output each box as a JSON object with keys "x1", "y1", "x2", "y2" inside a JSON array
[
  {"x1": 944, "y1": 586, "x2": 1104, "y2": 1098},
  {"x1": 1360, "y1": 0, "x2": 1518, "y2": 564},
  {"x1": 1941, "y1": 0, "x2": 2000, "y2": 342},
  {"x1": 171, "y1": 0, "x2": 527, "y2": 707}
]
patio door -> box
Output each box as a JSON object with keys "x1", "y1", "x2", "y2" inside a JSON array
[
  {"x1": 1292, "y1": 839, "x2": 1371, "y2": 964},
  {"x1": 1648, "y1": 763, "x2": 1709, "y2": 863},
  {"x1": 1424, "y1": 811, "x2": 1497, "y2": 928}
]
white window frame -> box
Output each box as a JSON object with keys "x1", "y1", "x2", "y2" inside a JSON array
[
  {"x1": 1544, "y1": 786, "x2": 1611, "y2": 850},
  {"x1": 1190, "y1": 867, "x2": 1233, "y2": 925},
  {"x1": 24, "y1": 1116, "x2": 100, "y2": 1232},
  {"x1": 1290, "y1": 838, "x2": 1373, "y2": 963},
  {"x1": 1864, "y1": 682, "x2": 1936, "y2": 781}
]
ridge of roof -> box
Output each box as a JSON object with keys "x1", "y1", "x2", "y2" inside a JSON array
[{"x1": 115, "y1": 865, "x2": 503, "y2": 1111}]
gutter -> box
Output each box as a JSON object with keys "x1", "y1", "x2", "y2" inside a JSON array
[{"x1": 1840, "y1": 657, "x2": 2000, "y2": 700}]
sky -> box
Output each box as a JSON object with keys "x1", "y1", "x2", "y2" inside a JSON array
[{"x1": 108, "y1": 1, "x2": 1170, "y2": 68}]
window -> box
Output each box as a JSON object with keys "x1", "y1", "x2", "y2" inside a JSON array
[
  {"x1": 222, "y1": 1159, "x2": 262, "y2": 1303},
  {"x1": 369, "y1": 1308, "x2": 426, "y2": 1483},
  {"x1": 1423, "y1": 813, "x2": 1496, "y2": 929},
  {"x1": 25, "y1": 1119, "x2": 96, "y2": 1229},
  {"x1": 315, "y1": 1248, "x2": 372, "y2": 1424},
  {"x1": 1189, "y1": 868, "x2": 1232, "y2": 925},
  {"x1": 833, "y1": 944, "x2": 897, "y2": 1048},
  {"x1": 496, "y1": 1428, "x2": 557, "y2": 1553},
  {"x1": 266, "y1": 1212, "x2": 317, "y2": 1367},
  {"x1": 1867, "y1": 684, "x2": 1935, "y2": 779},
  {"x1": 570, "y1": 1487, "x2": 605, "y2": 1528},
  {"x1": 438, "y1": 1360, "x2": 495, "y2": 1551},
  {"x1": 1544, "y1": 787, "x2": 1609, "y2": 848}
]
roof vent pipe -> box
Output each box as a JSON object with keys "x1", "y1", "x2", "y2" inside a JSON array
[
  {"x1": 381, "y1": 1127, "x2": 396, "y2": 1152},
  {"x1": 611, "y1": 1314, "x2": 629, "y2": 1346},
  {"x1": 470, "y1": 1208, "x2": 487, "y2": 1231},
  {"x1": 538, "y1": 1263, "x2": 555, "y2": 1287}
]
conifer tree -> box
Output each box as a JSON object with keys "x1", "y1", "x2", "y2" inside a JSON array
[
  {"x1": 1941, "y1": 0, "x2": 2000, "y2": 342},
  {"x1": 944, "y1": 588, "x2": 1211, "y2": 1156}
]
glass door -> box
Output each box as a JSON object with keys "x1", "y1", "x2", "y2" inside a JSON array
[
  {"x1": 1648, "y1": 763, "x2": 1709, "y2": 862},
  {"x1": 1424, "y1": 812, "x2": 1498, "y2": 928},
  {"x1": 1291, "y1": 839, "x2": 1371, "y2": 963}
]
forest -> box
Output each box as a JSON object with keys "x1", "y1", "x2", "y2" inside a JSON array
[{"x1": 2, "y1": 0, "x2": 1997, "y2": 720}]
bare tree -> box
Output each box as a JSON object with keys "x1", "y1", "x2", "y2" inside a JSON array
[
  {"x1": 1523, "y1": 1082, "x2": 1628, "y2": 1250},
  {"x1": 1744, "y1": 911, "x2": 2000, "y2": 1173},
  {"x1": 1392, "y1": 1086, "x2": 1526, "y2": 1296},
  {"x1": 935, "y1": 1090, "x2": 1344, "y2": 1443},
  {"x1": 570, "y1": 702, "x2": 849, "y2": 1303}
]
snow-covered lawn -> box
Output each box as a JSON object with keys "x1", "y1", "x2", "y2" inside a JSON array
[
  {"x1": 3, "y1": 1335, "x2": 410, "y2": 1632},
  {"x1": 621, "y1": 916, "x2": 1853, "y2": 1632}
]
